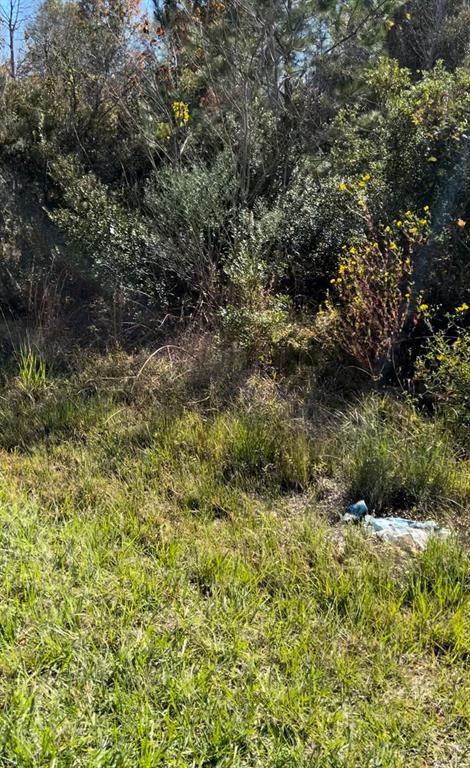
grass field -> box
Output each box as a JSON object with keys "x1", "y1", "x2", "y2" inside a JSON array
[{"x1": 0, "y1": 347, "x2": 469, "y2": 766}]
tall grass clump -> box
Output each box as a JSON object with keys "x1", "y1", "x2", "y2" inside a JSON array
[
  {"x1": 339, "y1": 395, "x2": 470, "y2": 514},
  {"x1": 107, "y1": 407, "x2": 316, "y2": 516},
  {"x1": 16, "y1": 345, "x2": 48, "y2": 393},
  {"x1": 0, "y1": 349, "x2": 114, "y2": 452}
]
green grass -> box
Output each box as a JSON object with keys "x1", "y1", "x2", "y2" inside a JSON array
[
  {"x1": 0, "y1": 352, "x2": 469, "y2": 766},
  {"x1": 340, "y1": 395, "x2": 470, "y2": 514}
]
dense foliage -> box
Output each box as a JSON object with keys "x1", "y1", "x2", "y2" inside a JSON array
[{"x1": 0, "y1": 0, "x2": 469, "y2": 378}]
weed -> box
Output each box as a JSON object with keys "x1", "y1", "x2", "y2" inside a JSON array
[{"x1": 17, "y1": 345, "x2": 47, "y2": 393}]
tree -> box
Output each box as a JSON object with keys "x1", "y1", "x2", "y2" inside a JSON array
[
  {"x1": 141, "y1": 1, "x2": 401, "y2": 194},
  {"x1": 0, "y1": 0, "x2": 29, "y2": 77},
  {"x1": 22, "y1": 0, "x2": 143, "y2": 178},
  {"x1": 387, "y1": 0, "x2": 470, "y2": 71}
]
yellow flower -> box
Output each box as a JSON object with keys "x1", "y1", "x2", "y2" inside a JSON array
[
  {"x1": 456, "y1": 303, "x2": 469, "y2": 312},
  {"x1": 172, "y1": 100, "x2": 190, "y2": 127},
  {"x1": 339, "y1": 264, "x2": 346, "y2": 274},
  {"x1": 338, "y1": 183, "x2": 348, "y2": 191},
  {"x1": 419, "y1": 219, "x2": 427, "y2": 225},
  {"x1": 357, "y1": 200, "x2": 366, "y2": 207},
  {"x1": 405, "y1": 210, "x2": 412, "y2": 218},
  {"x1": 409, "y1": 227, "x2": 418, "y2": 235},
  {"x1": 396, "y1": 220, "x2": 402, "y2": 227},
  {"x1": 389, "y1": 241, "x2": 398, "y2": 251},
  {"x1": 436, "y1": 354, "x2": 445, "y2": 362},
  {"x1": 423, "y1": 205, "x2": 430, "y2": 212},
  {"x1": 358, "y1": 181, "x2": 366, "y2": 188},
  {"x1": 349, "y1": 246, "x2": 357, "y2": 255},
  {"x1": 385, "y1": 226, "x2": 391, "y2": 233},
  {"x1": 419, "y1": 303, "x2": 429, "y2": 312},
  {"x1": 362, "y1": 174, "x2": 371, "y2": 182}
]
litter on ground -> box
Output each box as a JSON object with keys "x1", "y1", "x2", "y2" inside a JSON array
[{"x1": 342, "y1": 500, "x2": 451, "y2": 551}]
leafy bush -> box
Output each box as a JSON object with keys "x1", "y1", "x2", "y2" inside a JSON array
[
  {"x1": 0, "y1": 207, "x2": 24, "y2": 309},
  {"x1": 219, "y1": 243, "x2": 291, "y2": 362},
  {"x1": 50, "y1": 157, "x2": 163, "y2": 307},
  {"x1": 219, "y1": 208, "x2": 313, "y2": 362},
  {"x1": 144, "y1": 152, "x2": 237, "y2": 299},
  {"x1": 0, "y1": 165, "x2": 63, "y2": 323},
  {"x1": 332, "y1": 60, "x2": 470, "y2": 220},
  {"x1": 276, "y1": 169, "x2": 366, "y2": 300}
]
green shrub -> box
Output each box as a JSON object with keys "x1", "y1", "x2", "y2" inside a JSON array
[
  {"x1": 268, "y1": 169, "x2": 369, "y2": 305},
  {"x1": 219, "y1": 209, "x2": 313, "y2": 363},
  {"x1": 50, "y1": 157, "x2": 163, "y2": 308},
  {"x1": 416, "y1": 325, "x2": 470, "y2": 451},
  {"x1": 144, "y1": 152, "x2": 237, "y2": 298},
  {"x1": 332, "y1": 60, "x2": 470, "y2": 220}
]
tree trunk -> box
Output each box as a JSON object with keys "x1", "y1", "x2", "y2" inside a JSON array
[{"x1": 9, "y1": 25, "x2": 16, "y2": 78}]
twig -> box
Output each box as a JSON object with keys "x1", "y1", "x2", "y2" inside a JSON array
[{"x1": 132, "y1": 344, "x2": 197, "y2": 387}]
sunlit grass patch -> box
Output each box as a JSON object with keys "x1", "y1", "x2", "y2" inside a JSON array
[
  {"x1": 339, "y1": 395, "x2": 470, "y2": 514},
  {"x1": 0, "y1": 357, "x2": 468, "y2": 764}
]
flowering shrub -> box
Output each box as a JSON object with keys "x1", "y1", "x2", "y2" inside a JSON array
[{"x1": 317, "y1": 177, "x2": 431, "y2": 375}]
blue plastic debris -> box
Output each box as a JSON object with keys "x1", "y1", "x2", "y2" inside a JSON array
[
  {"x1": 342, "y1": 506, "x2": 451, "y2": 551},
  {"x1": 348, "y1": 500, "x2": 368, "y2": 519},
  {"x1": 362, "y1": 515, "x2": 450, "y2": 550}
]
